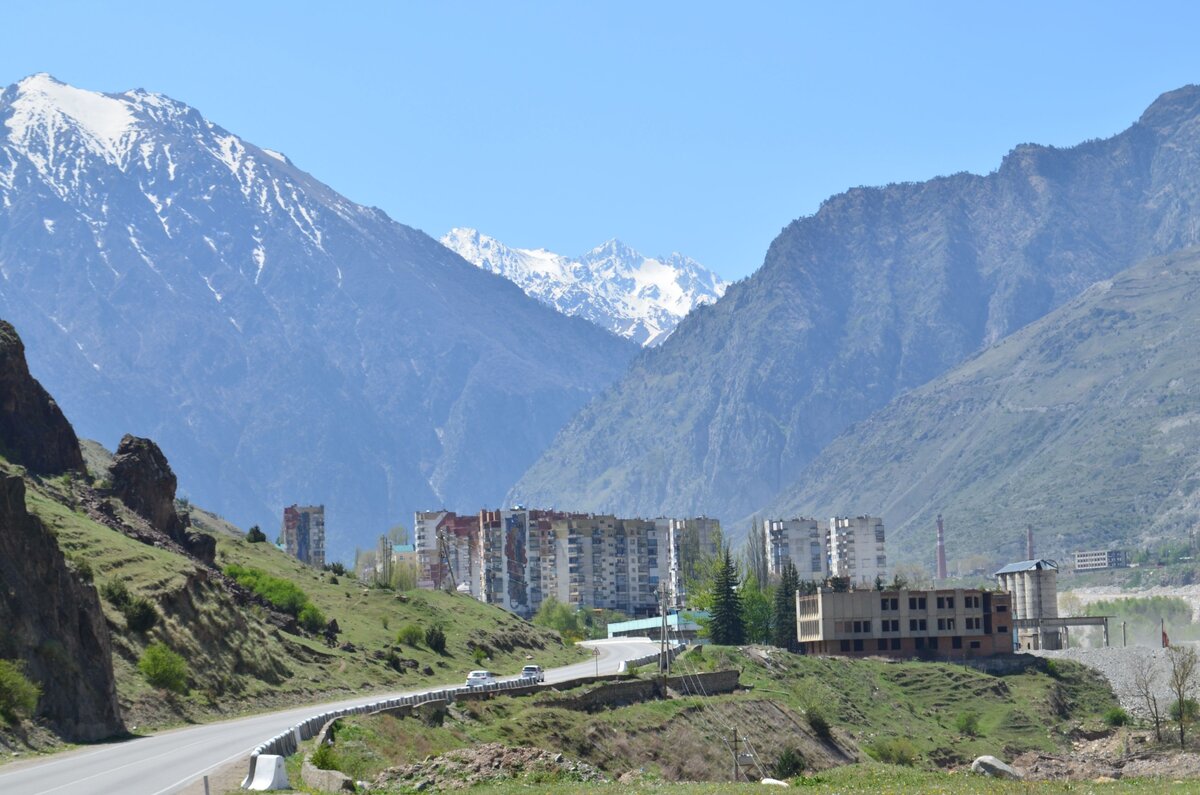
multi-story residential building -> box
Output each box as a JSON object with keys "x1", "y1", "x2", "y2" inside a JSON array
[
  {"x1": 539, "y1": 514, "x2": 666, "y2": 616},
  {"x1": 829, "y1": 516, "x2": 887, "y2": 586},
  {"x1": 661, "y1": 516, "x2": 722, "y2": 607},
  {"x1": 414, "y1": 510, "x2": 481, "y2": 593},
  {"x1": 765, "y1": 518, "x2": 828, "y2": 581},
  {"x1": 795, "y1": 587, "x2": 1013, "y2": 658},
  {"x1": 282, "y1": 504, "x2": 325, "y2": 568},
  {"x1": 1073, "y1": 549, "x2": 1131, "y2": 571}
]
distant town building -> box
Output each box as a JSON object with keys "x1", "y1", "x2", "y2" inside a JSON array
[
  {"x1": 765, "y1": 518, "x2": 828, "y2": 581},
  {"x1": 829, "y1": 516, "x2": 887, "y2": 586},
  {"x1": 415, "y1": 508, "x2": 715, "y2": 618},
  {"x1": 282, "y1": 504, "x2": 325, "y2": 568},
  {"x1": 795, "y1": 587, "x2": 1013, "y2": 658},
  {"x1": 608, "y1": 611, "x2": 708, "y2": 643},
  {"x1": 1073, "y1": 549, "x2": 1131, "y2": 571}
]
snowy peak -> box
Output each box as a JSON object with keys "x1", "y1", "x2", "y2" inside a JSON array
[
  {"x1": 442, "y1": 228, "x2": 728, "y2": 346},
  {"x1": 5, "y1": 73, "x2": 140, "y2": 165}
]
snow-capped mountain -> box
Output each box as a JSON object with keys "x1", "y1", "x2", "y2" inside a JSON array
[
  {"x1": 441, "y1": 228, "x2": 728, "y2": 346},
  {"x1": 0, "y1": 74, "x2": 637, "y2": 556}
]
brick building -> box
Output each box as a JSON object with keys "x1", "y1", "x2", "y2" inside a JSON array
[{"x1": 282, "y1": 504, "x2": 325, "y2": 568}]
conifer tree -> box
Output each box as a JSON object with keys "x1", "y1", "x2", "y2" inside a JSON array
[
  {"x1": 772, "y1": 560, "x2": 800, "y2": 650},
  {"x1": 709, "y1": 547, "x2": 744, "y2": 645}
]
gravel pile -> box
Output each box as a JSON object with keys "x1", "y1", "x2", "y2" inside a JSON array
[{"x1": 1028, "y1": 645, "x2": 1183, "y2": 717}]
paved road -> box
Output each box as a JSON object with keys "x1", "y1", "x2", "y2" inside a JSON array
[{"x1": 0, "y1": 638, "x2": 662, "y2": 795}]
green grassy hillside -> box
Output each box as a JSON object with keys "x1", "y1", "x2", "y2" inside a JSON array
[{"x1": 4, "y1": 456, "x2": 581, "y2": 735}]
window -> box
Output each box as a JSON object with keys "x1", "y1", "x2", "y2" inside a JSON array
[
  {"x1": 946, "y1": 597, "x2": 954, "y2": 609},
  {"x1": 969, "y1": 640, "x2": 981, "y2": 649},
  {"x1": 909, "y1": 596, "x2": 927, "y2": 610},
  {"x1": 936, "y1": 596, "x2": 945, "y2": 610},
  {"x1": 997, "y1": 625, "x2": 1008, "y2": 634},
  {"x1": 996, "y1": 604, "x2": 1008, "y2": 613},
  {"x1": 891, "y1": 598, "x2": 899, "y2": 610},
  {"x1": 952, "y1": 636, "x2": 963, "y2": 649},
  {"x1": 853, "y1": 639, "x2": 864, "y2": 652},
  {"x1": 914, "y1": 637, "x2": 926, "y2": 650},
  {"x1": 890, "y1": 638, "x2": 901, "y2": 650},
  {"x1": 909, "y1": 618, "x2": 927, "y2": 632},
  {"x1": 840, "y1": 640, "x2": 850, "y2": 652},
  {"x1": 929, "y1": 637, "x2": 938, "y2": 650},
  {"x1": 877, "y1": 639, "x2": 887, "y2": 651},
  {"x1": 881, "y1": 598, "x2": 891, "y2": 611}
]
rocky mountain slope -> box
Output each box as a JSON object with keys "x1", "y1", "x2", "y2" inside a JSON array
[
  {"x1": 0, "y1": 75, "x2": 636, "y2": 556},
  {"x1": 510, "y1": 85, "x2": 1200, "y2": 539},
  {"x1": 768, "y1": 247, "x2": 1200, "y2": 565},
  {"x1": 441, "y1": 228, "x2": 728, "y2": 346}
]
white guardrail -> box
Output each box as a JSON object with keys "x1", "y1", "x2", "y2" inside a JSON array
[{"x1": 240, "y1": 644, "x2": 682, "y2": 788}]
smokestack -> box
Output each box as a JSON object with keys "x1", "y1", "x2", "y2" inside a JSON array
[
  {"x1": 936, "y1": 514, "x2": 947, "y2": 580},
  {"x1": 1027, "y1": 525, "x2": 1035, "y2": 560}
]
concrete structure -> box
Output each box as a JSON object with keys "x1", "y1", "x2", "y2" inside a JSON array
[
  {"x1": 829, "y1": 516, "x2": 887, "y2": 586},
  {"x1": 1073, "y1": 549, "x2": 1130, "y2": 571},
  {"x1": 281, "y1": 504, "x2": 325, "y2": 568},
  {"x1": 607, "y1": 611, "x2": 708, "y2": 643},
  {"x1": 414, "y1": 511, "x2": 481, "y2": 593},
  {"x1": 662, "y1": 516, "x2": 722, "y2": 608},
  {"x1": 935, "y1": 514, "x2": 948, "y2": 580},
  {"x1": 994, "y1": 559, "x2": 1061, "y2": 649},
  {"x1": 795, "y1": 587, "x2": 1013, "y2": 658},
  {"x1": 541, "y1": 514, "x2": 666, "y2": 616},
  {"x1": 765, "y1": 518, "x2": 828, "y2": 581}
]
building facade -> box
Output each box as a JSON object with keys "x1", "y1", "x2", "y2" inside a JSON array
[
  {"x1": 414, "y1": 510, "x2": 481, "y2": 593},
  {"x1": 795, "y1": 587, "x2": 1013, "y2": 658},
  {"x1": 829, "y1": 516, "x2": 887, "y2": 586},
  {"x1": 1073, "y1": 549, "x2": 1131, "y2": 571},
  {"x1": 282, "y1": 504, "x2": 325, "y2": 568},
  {"x1": 765, "y1": 518, "x2": 828, "y2": 580},
  {"x1": 662, "y1": 516, "x2": 722, "y2": 608}
]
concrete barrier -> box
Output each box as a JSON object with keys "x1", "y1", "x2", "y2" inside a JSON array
[{"x1": 243, "y1": 754, "x2": 288, "y2": 791}]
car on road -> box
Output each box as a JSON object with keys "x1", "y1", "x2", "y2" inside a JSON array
[
  {"x1": 519, "y1": 664, "x2": 545, "y2": 682},
  {"x1": 465, "y1": 669, "x2": 497, "y2": 687}
]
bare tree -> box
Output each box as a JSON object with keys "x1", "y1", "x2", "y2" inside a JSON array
[
  {"x1": 1129, "y1": 654, "x2": 1164, "y2": 742},
  {"x1": 1167, "y1": 646, "x2": 1200, "y2": 747},
  {"x1": 743, "y1": 516, "x2": 769, "y2": 588}
]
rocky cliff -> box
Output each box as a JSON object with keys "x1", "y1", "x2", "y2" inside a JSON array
[
  {"x1": 0, "y1": 474, "x2": 123, "y2": 740},
  {"x1": 0, "y1": 320, "x2": 83, "y2": 474}
]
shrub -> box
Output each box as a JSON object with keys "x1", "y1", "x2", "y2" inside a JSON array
[
  {"x1": 138, "y1": 642, "x2": 188, "y2": 694},
  {"x1": 472, "y1": 646, "x2": 487, "y2": 665},
  {"x1": 72, "y1": 558, "x2": 94, "y2": 584},
  {"x1": 381, "y1": 616, "x2": 389, "y2": 630},
  {"x1": 955, "y1": 710, "x2": 980, "y2": 737},
  {"x1": 1104, "y1": 706, "x2": 1131, "y2": 727},
  {"x1": 298, "y1": 604, "x2": 327, "y2": 633},
  {"x1": 868, "y1": 737, "x2": 918, "y2": 766},
  {"x1": 1044, "y1": 659, "x2": 1062, "y2": 679},
  {"x1": 807, "y1": 708, "x2": 832, "y2": 741},
  {"x1": 1170, "y1": 698, "x2": 1200, "y2": 722},
  {"x1": 310, "y1": 742, "x2": 340, "y2": 771},
  {"x1": 224, "y1": 564, "x2": 309, "y2": 616},
  {"x1": 397, "y1": 624, "x2": 424, "y2": 647},
  {"x1": 772, "y1": 747, "x2": 806, "y2": 779},
  {"x1": 246, "y1": 525, "x2": 267, "y2": 543},
  {"x1": 122, "y1": 597, "x2": 158, "y2": 633},
  {"x1": 101, "y1": 578, "x2": 131, "y2": 609},
  {"x1": 0, "y1": 659, "x2": 40, "y2": 723},
  {"x1": 425, "y1": 624, "x2": 447, "y2": 655}
]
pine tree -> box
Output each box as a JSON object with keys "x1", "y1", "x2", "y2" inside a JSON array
[
  {"x1": 709, "y1": 547, "x2": 744, "y2": 645},
  {"x1": 772, "y1": 560, "x2": 800, "y2": 650}
]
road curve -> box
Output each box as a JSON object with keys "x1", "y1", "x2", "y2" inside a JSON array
[{"x1": 0, "y1": 638, "x2": 662, "y2": 795}]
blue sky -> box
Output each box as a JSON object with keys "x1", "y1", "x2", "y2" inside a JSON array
[{"x1": 4, "y1": 2, "x2": 1199, "y2": 280}]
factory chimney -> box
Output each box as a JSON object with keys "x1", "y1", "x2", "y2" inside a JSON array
[
  {"x1": 935, "y1": 514, "x2": 947, "y2": 580},
  {"x1": 1026, "y1": 524, "x2": 1035, "y2": 560}
]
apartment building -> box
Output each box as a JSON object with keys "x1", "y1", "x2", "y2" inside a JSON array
[
  {"x1": 1073, "y1": 549, "x2": 1130, "y2": 571},
  {"x1": 540, "y1": 514, "x2": 666, "y2": 616},
  {"x1": 414, "y1": 510, "x2": 481, "y2": 593},
  {"x1": 282, "y1": 504, "x2": 325, "y2": 568},
  {"x1": 795, "y1": 587, "x2": 1013, "y2": 658},
  {"x1": 662, "y1": 516, "x2": 722, "y2": 608},
  {"x1": 765, "y1": 518, "x2": 828, "y2": 580},
  {"x1": 829, "y1": 516, "x2": 887, "y2": 586}
]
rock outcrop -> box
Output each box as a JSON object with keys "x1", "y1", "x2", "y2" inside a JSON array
[
  {"x1": 0, "y1": 320, "x2": 84, "y2": 474},
  {"x1": 109, "y1": 435, "x2": 215, "y2": 564},
  {"x1": 0, "y1": 474, "x2": 124, "y2": 740}
]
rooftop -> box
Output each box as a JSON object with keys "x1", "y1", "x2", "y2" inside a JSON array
[{"x1": 994, "y1": 559, "x2": 1059, "y2": 576}]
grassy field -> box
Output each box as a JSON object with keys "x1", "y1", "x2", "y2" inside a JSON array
[
  {"x1": 6, "y1": 458, "x2": 583, "y2": 733},
  {"x1": 305, "y1": 644, "x2": 1123, "y2": 789}
]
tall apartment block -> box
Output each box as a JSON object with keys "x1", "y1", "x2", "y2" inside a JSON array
[
  {"x1": 416, "y1": 508, "x2": 706, "y2": 618},
  {"x1": 282, "y1": 504, "x2": 325, "y2": 568},
  {"x1": 763, "y1": 515, "x2": 886, "y2": 586},
  {"x1": 829, "y1": 516, "x2": 887, "y2": 586},
  {"x1": 765, "y1": 518, "x2": 828, "y2": 581}
]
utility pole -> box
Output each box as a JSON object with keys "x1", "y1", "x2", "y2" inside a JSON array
[
  {"x1": 731, "y1": 727, "x2": 739, "y2": 782},
  {"x1": 658, "y1": 582, "x2": 669, "y2": 687}
]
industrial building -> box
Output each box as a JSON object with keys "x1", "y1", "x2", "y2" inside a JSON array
[
  {"x1": 607, "y1": 611, "x2": 708, "y2": 643},
  {"x1": 794, "y1": 587, "x2": 1014, "y2": 658},
  {"x1": 1073, "y1": 549, "x2": 1131, "y2": 571},
  {"x1": 994, "y1": 559, "x2": 1110, "y2": 649},
  {"x1": 281, "y1": 504, "x2": 325, "y2": 568},
  {"x1": 765, "y1": 515, "x2": 886, "y2": 586}
]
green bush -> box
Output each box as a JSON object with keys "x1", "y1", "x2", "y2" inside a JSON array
[
  {"x1": 472, "y1": 646, "x2": 487, "y2": 665},
  {"x1": 868, "y1": 737, "x2": 918, "y2": 766},
  {"x1": 1170, "y1": 698, "x2": 1199, "y2": 722},
  {"x1": 807, "y1": 708, "x2": 832, "y2": 740},
  {"x1": 1104, "y1": 706, "x2": 1131, "y2": 727},
  {"x1": 101, "y1": 578, "x2": 131, "y2": 608},
  {"x1": 138, "y1": 642, "x2": 188, "y2": 694},
  {"x1": 425, "y1": 624, "x2": 447, "y2": 654},
  {"x1": 72, "y1": 557, "x2": 94, "y2": 584},
  {"x1": 122, "y1": 597, "x2": 158, "y2": 633},
  {"x1": 955, "y1": 710, "x2": 980, "y2": 737},
  {"x1": 0, "y1": 659, "x2": 41, "y2": 723},
  {"x1": 298, "y1": 604, "x2": 327, "y2": 633},
  {"x1": 310, "y1": 742, "x2": 340, "y2": 771},
  {"x1": 224, "y1": 564, "x2": 309, "y2": 616},
  {"x1": 246, "y1": 525, "x2": 267, "y2": 543},
  {"x1": 772, "y1": 747, "x2": 806, "y2": 779},
  {"x1": 397, "y1": 624, "x2": 424, "y2": 647}
]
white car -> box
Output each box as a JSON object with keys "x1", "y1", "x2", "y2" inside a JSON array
[
  {"x1": 520, "y1": 664, "x2": 545, "y2": 682},
  {"x1": 465, "y1": 669, "x2": 496, "y2": 687}
]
